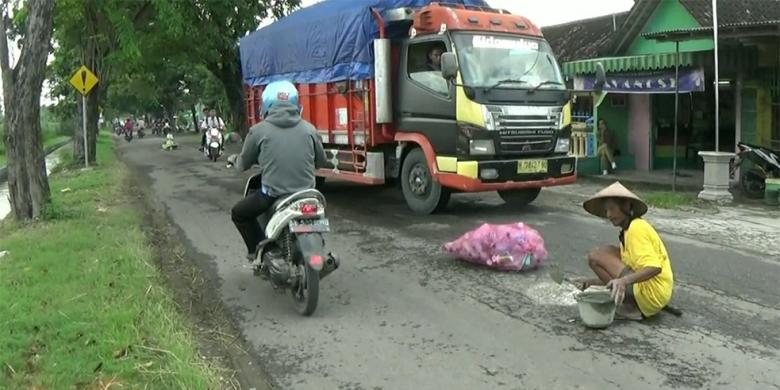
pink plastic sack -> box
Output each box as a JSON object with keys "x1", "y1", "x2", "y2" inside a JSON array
[{"x1": 443, "y1": 222, "x2": 548, "y2": 271}]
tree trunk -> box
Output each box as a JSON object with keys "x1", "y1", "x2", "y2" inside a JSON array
[
  {"x1": 73, "y1": 0, "x2": 109, "y2": 166},
  {"x1": 0, "y1": 0, "x2": 56, "y2": 221},
  {"x1": 190, "y1": 104, "x2": 198, "y2": 133},
  {"x1": 210, "y1": 54, "x2": 248, "y2": 137},
  {"x1": 226, "y1": 84, "x2": 247, "y2": 136}
]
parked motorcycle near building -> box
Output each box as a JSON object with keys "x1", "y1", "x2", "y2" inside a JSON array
[{"x1": 730, "y1": 142, "x2": 780, "y2": 198}]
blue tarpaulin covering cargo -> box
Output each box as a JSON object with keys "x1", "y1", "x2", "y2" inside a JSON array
[{"x1": 240, "y1": 0, "x2": 489, "y2": 86}]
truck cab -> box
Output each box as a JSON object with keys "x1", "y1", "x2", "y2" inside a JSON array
[
  {"x1": 389, "y1": 3, "x2": 576, "y2": 212},
  {"x1": 240, "y1": 1, "x2": 603, "y2": 214}
]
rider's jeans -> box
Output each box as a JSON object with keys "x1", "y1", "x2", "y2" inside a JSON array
[{"x1": 231, "y1": 191, "x2": 278, "y2": 254}]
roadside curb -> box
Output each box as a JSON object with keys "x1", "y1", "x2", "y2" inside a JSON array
[
  {"x1": 581, "y1": 175, "x2": 703, "y2": 192},
  {"x1": 0, "y1": 139, "x2": 71, "y2": 184}
]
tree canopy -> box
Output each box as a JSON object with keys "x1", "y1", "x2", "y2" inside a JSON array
[{"x1": 47, "y1": 0, "x2": 301, "y2": 152}]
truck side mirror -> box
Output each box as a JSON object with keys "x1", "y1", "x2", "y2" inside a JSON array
[
  {"x1": 594, "y1": 62, "x2": 606, "y2": 91},
  {"x1": 441, "y1": 52, "x2": 458, "y2": 80}
]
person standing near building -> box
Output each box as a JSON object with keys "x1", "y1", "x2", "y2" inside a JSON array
[{"x1": 597, "y1": 119, "x2": 617, "y2": 175}]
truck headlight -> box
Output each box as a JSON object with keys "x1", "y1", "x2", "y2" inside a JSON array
[
  {"x1": 555, "y1": 138, "x2": 570, "y2": 153},
  {"x1": 470, "y1": 139, "x2": 495, "y2": 155},
  {"x1": 481, "y1": 105, "x2": 498, "y2": 131}
]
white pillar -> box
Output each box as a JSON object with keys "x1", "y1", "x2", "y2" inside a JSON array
[
  {"x1": 712, "y1": 0, "x2": 720, "y2": 151},
  {"x1": 698, "y1": 151, "x2": 734, "y2": 203}
]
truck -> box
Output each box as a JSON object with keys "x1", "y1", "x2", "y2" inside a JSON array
[{"x1": 240, "y1": 0, "x2": 603, "y2": 214}]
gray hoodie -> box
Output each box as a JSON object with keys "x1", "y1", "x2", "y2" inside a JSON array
[{"x1": 236, "y1": 101, "x2": 327, "y2": 197}]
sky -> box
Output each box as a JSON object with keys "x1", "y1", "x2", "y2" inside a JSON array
[{"x1": 299, "y1": 0, "x2": 634, "y2": 27}]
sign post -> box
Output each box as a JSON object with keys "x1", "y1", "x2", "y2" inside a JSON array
[{"x1": 68, "y1": 65, "x2": 99, "y2": 168}]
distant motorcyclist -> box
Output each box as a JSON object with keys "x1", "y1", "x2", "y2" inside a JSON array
[
  {"x1": 200, "y1": 108, "x2": 225, "y2": 151},
  {"x1": 123, "y1": 117, "x2": 134, "y2": 137},
  {"x1": 227, "y1": 80, "x2": 327, "y2": 261}
]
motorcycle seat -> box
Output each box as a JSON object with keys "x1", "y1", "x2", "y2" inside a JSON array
[{"x1": 272, "y1": 189, "x2": 326, "y2": 211}]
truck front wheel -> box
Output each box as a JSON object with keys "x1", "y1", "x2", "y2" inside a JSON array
[
  {"x1": 498, "y1": 188, "x2": 541, "y2": 208},
  {"x1": 401, "y1": 148, "x2": 450, "y2": 214}
]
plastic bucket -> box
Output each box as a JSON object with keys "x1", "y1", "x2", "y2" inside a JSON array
[{"x1": 574, "y1": 286, "x2": 616, "y2": 329}]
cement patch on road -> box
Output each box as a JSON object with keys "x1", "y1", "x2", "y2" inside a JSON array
[{"x1": 524, "y1": 280, "x2": 578, "y2": 306}]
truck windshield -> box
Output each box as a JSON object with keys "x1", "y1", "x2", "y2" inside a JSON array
[{"x1": 452, "y1": 33, "x2": 564, "y2": 91}]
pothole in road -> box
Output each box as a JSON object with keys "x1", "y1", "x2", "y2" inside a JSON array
[{"x1": 524, "y1": 280, "x2": 579, "y2": 306}]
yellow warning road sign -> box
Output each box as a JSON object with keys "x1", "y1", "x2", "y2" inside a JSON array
[{"x1": 69, "y1": 65, "x2": 99, "y2": 95}]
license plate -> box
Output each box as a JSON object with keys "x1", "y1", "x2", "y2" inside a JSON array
[
  {"x1": 289, "y1": 218, "x2": 330, "y2": 233},
  {"x1": 517, "y1": 160, "x2": 548, "y2": 174}
]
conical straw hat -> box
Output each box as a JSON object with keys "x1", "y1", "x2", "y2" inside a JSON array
[{"x1": 583, "y1": 181, "x2": 648, "y2": 219}]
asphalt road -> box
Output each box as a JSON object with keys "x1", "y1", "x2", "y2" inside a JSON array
[{"x1": 119, "y1": 135, "x2": 779, "y2": 390}]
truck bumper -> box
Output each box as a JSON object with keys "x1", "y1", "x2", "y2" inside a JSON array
[{"x1": 436, "y1": 156, "x2": 577, "y2": 192}]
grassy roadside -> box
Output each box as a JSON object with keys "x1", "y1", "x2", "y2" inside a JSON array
[
  {"x1": 641, "y1": 191, "x2": 698, "y2": 209},
  {"x1": 0, "y1": 135, "x2": 221, "y2": 389}
]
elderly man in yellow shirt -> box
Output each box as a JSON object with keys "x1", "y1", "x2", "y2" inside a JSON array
[{"x1": 579, "y1": 182, "x2": 675, "y2": 319}]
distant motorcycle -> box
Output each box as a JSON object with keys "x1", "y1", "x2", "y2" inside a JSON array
[
  {"x1": 730, "y1": 142, "x2": 780, "y2": 198},
  {"x1": 204, "y1": 127, "x2": 223, "y2": 162},
  {"x1": 226, "y1": 165, "x2": 339, "y2": 316}
]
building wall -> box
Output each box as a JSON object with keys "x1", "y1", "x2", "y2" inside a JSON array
[
  {"x1": 757, "y1": 88, "x2": 773, "y2": 146},
  {"x1": 628, "y1": 94, "x2": 652, "y2": 171},
  {"x1": 626, "y1": 0, "x2": 714, "y2": 56},
  {"x1": 741, "y1": 88, "x2": 758, "y2": 145}
]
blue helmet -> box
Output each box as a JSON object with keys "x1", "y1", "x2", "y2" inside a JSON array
[{"x1": 261, "y1": 80, "x2": 300, "y2": 117}]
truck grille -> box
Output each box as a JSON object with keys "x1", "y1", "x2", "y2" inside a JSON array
[{"x1": 489, "y1": 106, "x2": 561, "y2": 156}]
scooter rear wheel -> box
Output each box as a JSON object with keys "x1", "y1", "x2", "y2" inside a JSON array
[{"x1": 292, "y1": 263, "x2": 319, "y2": 316}]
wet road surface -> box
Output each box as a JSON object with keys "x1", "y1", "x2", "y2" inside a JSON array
[{"x1": 120, "y1": 135, "x2": 779, "y2": 390}]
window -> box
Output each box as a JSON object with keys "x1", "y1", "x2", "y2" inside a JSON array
[
  {"x1": 407, "y1": 41, "x2": 449, "y2": 96},
  {"x1": 452, "y1": 33, "x2": 564, "y2": 90}
]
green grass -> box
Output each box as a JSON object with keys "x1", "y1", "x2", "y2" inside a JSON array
[
  {"x1": 642, "y1": 191, "x2": 698, "y2": 209},
  {"x1": 0, "y1": 135, "x2": 220, "y2": 389}
]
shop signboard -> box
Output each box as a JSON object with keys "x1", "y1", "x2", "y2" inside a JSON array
[{"x1": 575, "y1": 68, "x2": 705, "y2": 94}]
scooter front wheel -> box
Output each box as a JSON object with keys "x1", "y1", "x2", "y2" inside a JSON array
[{"x1": 741, "y1": 169, "x2": 766, "y2": 199}]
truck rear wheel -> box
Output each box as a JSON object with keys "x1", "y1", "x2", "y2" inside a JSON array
[
  {"x1": 401, "y1": 148, "x2": 450, "y2": 214},
  {"x1": 498, "y1": 188, "x2": 541, "y2": 208}
]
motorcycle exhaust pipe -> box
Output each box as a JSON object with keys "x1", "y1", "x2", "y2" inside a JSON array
[{"x1": 319, "y1": 253, "x2": 340, "y2": 280}]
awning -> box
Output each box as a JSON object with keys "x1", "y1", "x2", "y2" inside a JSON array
[
  {"x1": 562, "y1": 52, "x2": 697, "y2": 76},
  {"x1": 642, "y1": 20, "x2": 780, "y2": 42}
]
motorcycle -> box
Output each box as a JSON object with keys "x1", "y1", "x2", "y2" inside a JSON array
[
  {"x1": 234, "y1": 172, "x2": 339, "y2": 316},
  {"x1": 730, "y1": 142, "x2": 780, "y2": 198},
  {"x1": 138, "y1": 128, "x2": 145, "y2": 139},
  {"x1": 204, "y1": 127, "x2": 223, "y2": 162}
]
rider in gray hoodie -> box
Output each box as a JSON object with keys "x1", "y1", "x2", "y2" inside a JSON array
[{"x1": 230, "y1": 82, "x2": 326, "y2": 260}]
